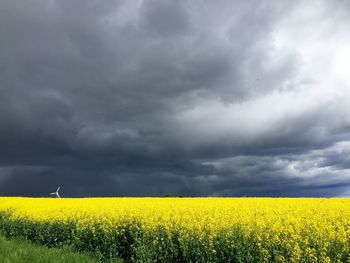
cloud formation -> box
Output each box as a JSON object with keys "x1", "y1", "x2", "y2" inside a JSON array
[{"x1": 1, "y1": 0, "x2": 350, "y2": 196}]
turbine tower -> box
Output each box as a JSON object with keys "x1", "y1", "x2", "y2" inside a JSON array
[{"x1": 50, "y1": 186, "x2": 61, "y2": 198}]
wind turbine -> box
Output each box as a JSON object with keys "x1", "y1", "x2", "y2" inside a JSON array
[{"x1": 50, "y1": 186, "x2": 61, "y2": 198}]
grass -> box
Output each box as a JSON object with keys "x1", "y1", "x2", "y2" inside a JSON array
[{"x1": 0, "y1": 235, "x2": 123, "y2": 263}]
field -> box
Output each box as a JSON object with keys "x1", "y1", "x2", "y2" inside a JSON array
[
  {"x1": 0, "y1": 234, "x2": 123, "y2": 263},
  {"x1": 1, "y1": 198, "x2": 350, "y2": 262}
]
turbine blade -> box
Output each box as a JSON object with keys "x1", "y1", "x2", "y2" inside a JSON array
[{"x1": 57, "y1": 186, "x2": 60, "y2": 192}]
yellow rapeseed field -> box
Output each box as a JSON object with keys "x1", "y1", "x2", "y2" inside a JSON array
[{"x1": 1, "y1": 197, "x2": 350, "y2": 262}]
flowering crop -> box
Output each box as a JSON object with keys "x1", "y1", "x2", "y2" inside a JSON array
[{"x1": 1, "y1": 197, "x2": 350, "y2": 262}]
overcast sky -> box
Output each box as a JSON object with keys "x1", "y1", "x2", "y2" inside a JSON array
[{"x1": 1, "y1": 0, "x2": 350, "y2": 197}]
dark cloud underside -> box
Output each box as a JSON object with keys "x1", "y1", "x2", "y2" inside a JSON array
[{"x1": 1, "y1": 0, "x2": 350, "y2": 197}]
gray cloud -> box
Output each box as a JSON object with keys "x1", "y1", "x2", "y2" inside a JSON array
[{"x1": 1, "y1": 0, "x2": 350, "y2": 197}]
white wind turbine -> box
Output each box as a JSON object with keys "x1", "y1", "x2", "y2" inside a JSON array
[{"x1": 50, "y1": 186, "x2": 61, "y2": 198}]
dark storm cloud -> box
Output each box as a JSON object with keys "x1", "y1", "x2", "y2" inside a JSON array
[{"x1": 1, "y1": 0, "x2": 350, "y2": 196}]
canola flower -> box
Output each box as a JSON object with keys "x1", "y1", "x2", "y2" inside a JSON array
[{"x1": 1, "y1": 197, "x2": 350, "y2": 262}]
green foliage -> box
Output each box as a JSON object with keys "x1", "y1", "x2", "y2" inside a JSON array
[
  {"x1": 0, "y1": 213, "x2": 125, "y2": 262},
  {"x1": 132, "y1": 227, "x2": 184, "y2": 263},
  {"x1": 1, "y1": 211, "x2": 350, "y2": 262},
  {"x1": 0, "y1": 234, "x2": 120, "y2": 263},
  {"x1": 74, "y1": 220, "x2": 142, "y2": 261}
]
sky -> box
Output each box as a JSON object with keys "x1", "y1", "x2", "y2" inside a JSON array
[{"x1": 1, "y1": 0, "x2": 350, "y2": 197}]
